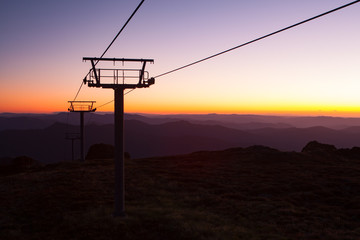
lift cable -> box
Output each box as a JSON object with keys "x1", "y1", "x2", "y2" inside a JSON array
[
  {"x1": 96, "y1": 89, "x2": 134, "y2": 110},
  {"x1": 96, "y1": 99, "x2": 115, "y2": 109},
  {"x1": 72, "y1": 0, "x2": 146, "y2": 101},
  {"x1": 154, "y1": 0, "x2": 360, "y2": 79},
  {"x1": 96, "y1": 0, "x2": 145, "y2": 64},
  {"x1": 72, "y1": 81, "x2": 84, "y2": 101},
  {"x1": 78, "y1": 0, "x2": 360, "y2": 108}
]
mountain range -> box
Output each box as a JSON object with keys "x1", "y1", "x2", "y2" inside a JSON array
[
  {"x1": 3, "y1": 112, "x2": 360, "y2": 130},
  {"x1": 1, "y1": 113, "x2": 360, "y2": 163}
]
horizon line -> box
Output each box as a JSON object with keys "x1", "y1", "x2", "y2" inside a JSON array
[{"x1": 1, "y1": 111, "x2": 360, "y2": 119}]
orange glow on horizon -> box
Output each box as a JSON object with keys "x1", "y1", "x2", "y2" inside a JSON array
[
  {"x1": 92, "y1": 103, "x2": 360, "y2": 118},
  {"x1": 3, "y1": 107, "x2": 360, "y2": 118},
  {"x1": 2, "y1": 1, "x2": 360, "y2": 121},
  {"x1": 2, "y1": 94, "x2": 360, "y2": 117}
]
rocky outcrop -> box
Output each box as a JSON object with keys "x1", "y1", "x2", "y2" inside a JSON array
[
  {"x1": 86, "y1": 143, "x2": 131, "y2": 160},
  {"x1": 12, "y1": 156, "x2": 39, "y2": 169},
  {"x1": 86, "y1": 143, "x2": 114, "y2": 160},
  {"x1": 301, "y1": 141, "x2": 336, "y2": 154}
]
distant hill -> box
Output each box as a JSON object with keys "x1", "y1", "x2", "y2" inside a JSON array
[
  {"x1": 139, "y1": 113, "x2": 360, "y2": 129},
  {"x1": 2, "y1": 112, "x2": 360, "y2": 131},
  {"x1": 248, "y1": 126, "x2": 360, "y2": 150},
  {"x1": 0, "y1": 120, "x2": 256, "y2": 163},
  {"x1": 0, "y1": 123, "x2": 77, "y2": 163},
  {"x1": 0, "y1": 112, "x2": 113, "y2": 130},
  {"x1": 0, "y1": 116, "x2": 53, "y2": 131},
  {"x1": 2, "y1": 118, "x2": 360, "y2": 163},
  {"x1": 123, "y1": 120, "x2": 257, "y2": 158}
]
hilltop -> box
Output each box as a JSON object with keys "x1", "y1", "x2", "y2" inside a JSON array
[{"x1": 1, "y1": 142, "x2": 359, "y2": 240}]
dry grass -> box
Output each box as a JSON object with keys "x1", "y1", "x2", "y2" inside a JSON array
[{"x1": 1, "y1": 147, "x2": 360, "y2": 239}]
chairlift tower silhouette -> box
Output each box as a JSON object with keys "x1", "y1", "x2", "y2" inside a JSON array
[
  {"x1": 83, "y1": 57, "x2": 155, "y2": 217},
  {"x1": 65, "y1": 132, "x2": 80, "y2": 161},
  {"x1": 67, "y1": 101, "x2": 96, "y2": 161}
]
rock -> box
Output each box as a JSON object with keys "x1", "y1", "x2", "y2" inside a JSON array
[
  {"x1": 302, "y1": 141, "x2": 336, "y2": 154},
  {"x1": 86, "y1": 143, "x2": 114, "y2": 160},
  {"x1": 86, "y1": 143, "x2": 131, "y2": 160},
  {"x1": 12, "y1": 156, "x2": 38, "y2": 169}
]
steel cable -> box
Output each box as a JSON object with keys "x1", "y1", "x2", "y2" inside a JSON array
[{"x1": 154, "y1": 0, "x2": 360, "y2": 79}]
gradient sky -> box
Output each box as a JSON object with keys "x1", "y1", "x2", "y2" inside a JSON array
[{"x1": 1, "y1": 0, "x2": 360, "y2": 116}]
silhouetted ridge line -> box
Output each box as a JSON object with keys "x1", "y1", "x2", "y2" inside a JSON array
[{"x1": 154, "y1": 0, "x2": 360, "y2": 79}]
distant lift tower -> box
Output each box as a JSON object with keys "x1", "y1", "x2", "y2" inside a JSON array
[
  {"x1": 65, "y1": 132, "x2": 80, "y2": 161},
  {"x1": 68, "y1": 101, "x2": 96, "y2": 161},
  {"x1": 83, "y1": 57, "x2": 155, "y2": 217}
]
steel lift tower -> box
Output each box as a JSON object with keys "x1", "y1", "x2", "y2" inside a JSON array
[
  {"x1": 83, "y1": 57, "x2": 155, "y2": 217},
  {"x1": 68, "y1": 101, "x2": 96, "y2": 161}
]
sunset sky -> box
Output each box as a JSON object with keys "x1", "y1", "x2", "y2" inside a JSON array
[{"x1": 1, "y1": 0, "x2": 360, "y2": 116}]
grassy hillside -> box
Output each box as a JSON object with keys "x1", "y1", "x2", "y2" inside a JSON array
[{"x1": 1, "y1": 145, "x2": 360, "y2": 239}]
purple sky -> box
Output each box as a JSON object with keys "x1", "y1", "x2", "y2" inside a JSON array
[{"x1": 1, "y1": 0, "x2": 360, "y2": 115}]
